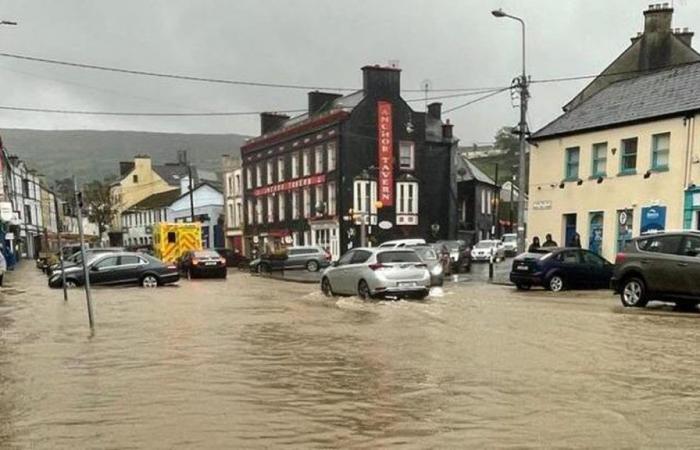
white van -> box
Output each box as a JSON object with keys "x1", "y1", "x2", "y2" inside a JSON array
[{"x1": 378, "y1": 238, "x2": 427, "y2": 249}]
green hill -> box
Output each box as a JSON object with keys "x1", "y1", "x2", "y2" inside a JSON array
[{"x1": 0, "y1": 128, "x2": 249, "y2": 182}]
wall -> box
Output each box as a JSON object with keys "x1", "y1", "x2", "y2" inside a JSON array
[
  {"x1": 529, "y1": 116, "x2": 695, "y2": 261},
  {"x1": 111, "y1": 157, "x2": 173, "y2": 223}
]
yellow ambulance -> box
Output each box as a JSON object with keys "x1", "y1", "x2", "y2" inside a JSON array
[{"x1": 153, "y1": 222, "x2": 202, "y2": 263}]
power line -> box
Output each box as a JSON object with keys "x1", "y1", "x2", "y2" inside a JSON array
[
  {"x1": 0, "y1": 105, "x2": 307, "y2": 116},
  {"x1": 0, "y1": 51, "x2": 506, "y2": 93},
  {"x1": 530, "y1": 60, "x2": 700, "y2": 85},
  {"x1": 443, "y1": 88, "x2": 510, "y2": 113}
]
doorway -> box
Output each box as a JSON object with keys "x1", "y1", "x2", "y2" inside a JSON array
[
  {"x1": 589, "y1": 212, "x2": 604, "y2": 255},
  {"x1": 563, "y1": 214, "x2": 577, "y2": 247}
]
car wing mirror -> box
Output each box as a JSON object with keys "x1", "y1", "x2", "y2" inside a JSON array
[{"x1": 90, "y1": 266, "x2": 100, "y2": 272}]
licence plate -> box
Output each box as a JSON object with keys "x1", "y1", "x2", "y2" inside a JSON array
[
  {"x1": 205, "y1": 262, "x2": 217, "y2": 266},
  {"x1": 398, "y1": 282, "x2": 417, "y2": 287},
  {"x1": 517, "y1": 265, "x2": 528, "y2": 271}
]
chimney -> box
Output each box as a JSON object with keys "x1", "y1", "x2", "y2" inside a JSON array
[
  {"x1": 260, "y1": 112, "x2": 290, "y2": 135},
  {"x1": 361, "y1": 65, "x2": 401, "y2": 98},
  {"x1": 133, "y1": 155, "x2": 152, "y2": 175},
  {"x1": 643, "y1": 3, "x2": 673, "y2": 34},
  {"x1": 442, "y1": 119, "x2": 454, "y2": 140},
  {"x1": 180, "y1": 176, "x2": 190, "y2": 195},
  {"x1": 427, "y1": 102, "x2": 442, "y2": 120},
  {"x1": 308, "y1": 91, "x2": 342, "y2": 116},
  {"x1": 675, "y1": 27, "x2": 694, "y2": 46}
]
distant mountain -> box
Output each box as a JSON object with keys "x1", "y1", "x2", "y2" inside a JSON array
[{"x1": 0, "y1": 129, "x2": 249, "y2": 183}]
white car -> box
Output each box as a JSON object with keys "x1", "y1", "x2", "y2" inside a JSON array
[
  {"x1": 321, "y1": 248, "x2": 431, "y2": 300},
  {"x1": 501, "y1": 233, "x2": 517, "y2": 256},
  {"x1": 378, "y1": 238, "x2": 426, "y2": 249},
  {"x1": 471, "y1": 240, "x2": 506, "y2": 262}
]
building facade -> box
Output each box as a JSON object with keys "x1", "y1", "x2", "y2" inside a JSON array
[
  {"x1": 455, "y1": 157, "x2": 499, "y2": 244},
  {"x1": 240, "y1": 65, "x2": 458, "y2": 258},
  {"x1": 168, "y1": 181, "x2": 225, "y2": 249},
  {"x1": 222, "y1": 155, "x2": 245, "y2": 253},
  {"x1": 528, "y1": 5, "x2": 700, "y2": 261},
  {"x1": 121, "y1": 189, "x2": 179, "y2": 247}
]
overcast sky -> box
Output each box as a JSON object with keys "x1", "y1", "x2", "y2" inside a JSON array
[{"x1": 0, "y1": 0, "x2": 697, "y2": 144}]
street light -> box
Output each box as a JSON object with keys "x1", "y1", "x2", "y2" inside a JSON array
[{"x1": 492, "y1": 8, "x2": 529, "y2": 254}]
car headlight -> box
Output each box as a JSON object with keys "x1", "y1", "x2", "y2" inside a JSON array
[{"x1": 431, "y1": 265, "x2": 443, "y2": 276}]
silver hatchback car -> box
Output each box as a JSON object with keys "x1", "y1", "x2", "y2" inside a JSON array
[{"x1": 320, "y1": 248, "x2": 431, "y2": 300}]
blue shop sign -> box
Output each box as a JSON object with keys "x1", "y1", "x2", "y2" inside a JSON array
[{"x1": 640, "y1": 206, "x2": 666, "y2": 233}]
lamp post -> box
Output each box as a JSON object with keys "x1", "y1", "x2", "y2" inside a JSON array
[{"x1": 492, "y1": 8, "x2": 529, "y2": 254}]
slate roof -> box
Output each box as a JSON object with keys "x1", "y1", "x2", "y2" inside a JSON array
[
  {"x1": 127, "y1": 189, "x2": 181, "y2": 211},
  {"x1": 531, "y1": 61, "x2": 700, "y2": 140},
  {"x1": 457, "y1": 156, "x2": 496, "y2": 185},
  {"x1": 152, "y1": 164, "x2": 190, "y2": 186}
]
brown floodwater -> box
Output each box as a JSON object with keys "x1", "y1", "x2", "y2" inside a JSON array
[{"x1": 1, "y1": 265, "x2": 699, "y2": 448}]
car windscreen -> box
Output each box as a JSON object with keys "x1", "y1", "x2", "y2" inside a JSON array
[
  {"x1": 516, "y1": 251, "x2": 551, "y2": 260},
  {"x1": 377, "y1": 251, "x2": 421, "y2": 263},
  {"x1": 412, "y1": 247, "x2": 438, "y2": 260},
  {"x1": 475, "y1": 241, "x2": 496, "y2": 248},
  {"x1": 503, "y1": 235, "x2": 517, "y2": 242},
  {"x1": 437, "y1": 241, "x2": 461, "y2": 250}
]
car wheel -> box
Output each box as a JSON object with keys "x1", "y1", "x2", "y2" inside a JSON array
[
  {"x1": 547, "y1": 274, "x2": 565, "y2": 292},
  {"x1": 321, "y1": 277, "x2": 334, "y2": 297},
  {"x1": 306, "y1": 260, "x2": 319, "y2": 272},
  {"x1": 620, "y1": 277, "x2": 648, "y2": 307},
  {"x1": 357, "y1": 280, "x2": 372, "y2": 300},
  {"x1": 141, "y1": 275, "x2": 159, "y2": 288},
  {"x1": 65, "y1": 279, "x2": 78, "y2": 288},
  {"x1": 516, "y1": 283, "x2": 531, "y2": 291}
]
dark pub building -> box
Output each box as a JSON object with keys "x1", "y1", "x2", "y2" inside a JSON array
[{"x1": 240, "y1": 65, "x2": 459, "y2": 258}]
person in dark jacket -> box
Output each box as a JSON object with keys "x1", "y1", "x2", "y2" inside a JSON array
[
  {"x1": 528, "y1": 236, "x2": 541, "y2": 252},
  {"x1": 542, "y1": 234, "x2": 558, "y2": 248},
  {"x1": 569, "y1": 233, "x2": 582, "y2": 248}
]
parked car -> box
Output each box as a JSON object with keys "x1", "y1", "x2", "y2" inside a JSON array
[
  {"x1": 215, "y1": 247, "x2": 249, "y2": 268},
  {"x1": 179, "y1": 250, "x2": 227, "y2": 279},
  {"x1": 46, "y1": 247, "x2": 125, "y2": 276},
  {"x1": 378, "y1": 238, "x2": 426, "y2": 248},
  {"x1": 250, "y1": 246, "x2": 331, "y2": 273},
  {"x1": 410, "y1": 245, "x2": 444, "y2": 286},
  {"x1": 471, "y1": 240, "x2": 506, "y2": 262},
  {"x1": 510, "y1": 247, "x2": 613, "y2": 292},
  {"x1": 320, "y1": 248, "x2": 430, "y2": 300},
  {"x1": 48, "y1": 252, "x2": 179, "y2": 288},
  {"x1": 611, "y1": 231, "x2": 700, "y2": 308},
  {"x1": 501, "y1": 233, "x2": 518, "y2": 256}
]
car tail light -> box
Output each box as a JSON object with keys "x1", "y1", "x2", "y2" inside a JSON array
[
  {"x1": 368, "y1": 263, "x2": 386, "y2": 271},
  {"x1": 192, "y1": 258, "x2": 200, "y2": 265},
  {"x1": 615, "y1": 253, "x2": 626, "y2": 264}
]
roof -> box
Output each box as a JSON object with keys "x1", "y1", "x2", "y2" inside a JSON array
[
  {"x1": 127, "y1": 189, "x2": 181, "y2": 211},
  {"x1": 532, "y1": 62, "x2": 700, "y2": 140},
  {"x1": 152, "y1": 164, "x2": 189, "y2": 186},
  {"x1": 456, "y1": 156, "x2": 496, "y2": 185},
  {"x1": 172, "y1": 181, "x2": 223, "y2": 203}
]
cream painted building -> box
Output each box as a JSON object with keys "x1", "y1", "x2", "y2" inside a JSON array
[
  {"x1": 110, "y1": 156, "x2": 178, "y2": 217},
  {"x1": 528, "y1": 4, "x2": 700, "y2": 261}
]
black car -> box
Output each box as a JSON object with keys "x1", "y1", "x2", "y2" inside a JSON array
[
  {"x1": 510, "y1": 247, "x2": 613, "y2": 292},
  {"x1": 46, "y1": 247, "x2": 125, "y2": 276},
  {"x1": 214, "y1": 247, "x2": 249, "y2": 268},
  {"x1": 48, "y1": 252, "x2": 179, "y2": 288},
  {"x1": 179, "y1": 250, "x2": 228, "y2": 279},
  {"x1": 612, "y1": 231, "x2": 700, "y2": 308}
]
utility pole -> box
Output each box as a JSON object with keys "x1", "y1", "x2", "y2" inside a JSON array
[
  {"x1": 492, "y1": 163, "x2": 499, "y2": 238},
  {"x1": 74, "y1": 177, "x2": 94, "y2": 329},
  {"x1": 492, "y1": 8, "x2": 528, "y2": 254},
  {"x1": 53, "y1": 194, "x2": 68, "y2": 301},
  {"x1": 185, "y1": 151, "x2": 195, "y2": 222}
]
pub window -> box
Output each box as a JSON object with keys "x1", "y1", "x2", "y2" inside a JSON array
[
  {"x1": 267, "y1": 195, "x2": 274, "y2": 222},
  {"x1": 266, "y1": 160, "x2": 274, "y2": 185},
  {"x1": 292, "y1": 190, "x2": 300, "y2": 219},
  {"x1": 620, "y1": 137, "x2": 638, "y2": 173},
  {"x1": 315, "y1": 184, "x2": 324, "y2": 216},
  {"x1": 651, "y1": 132, "x2": 670, "y2": 170},
  {"x1": 565, "y1": 146, "x2": 580, "y2": 180},
  {"x1": 303, "y1": 188, "x2": 311, "y2": 218},
  {"x1": 302, "y1": 150, "x2": 311, "y2": 177},
  {"x1": 399, "y1": 141, "x2": 415, "y2": 170},
  {"x1": 246, "y1": 168, "x2": 253, "y2": 189},
  {"x1": 327, "y1": 182, "x2": 336, "y2": 215},
  {"x1": 396, "y1": 182, "x2": 419, "y2": 214},
  {"x1": 327, "y1": 142, "x2": 337, "y2": 171},
  {"x1": 591, "y1": 142, "x2": 607, "y2": 177},
  {"x1": 256, "y1": 198, "x2": 263, "y2": 223},
  {"x1": 256, "y1": 164, "x2": 262, "y2": 187},
  {"x1": 278, "y1": 193, "x2": 286, "y2": 221},
  {"x1": 291, "y1": 152, "x2": 299, "y2": 179},
  {"x1": 277, "y1": 157, "x2": 285, "y2": 182},
  {"x1": 353, "y1": 180, "x2": 377, "y2": 214},
  {"x1": 314, "y1": 145, "x2": 324, "y2": 174}
]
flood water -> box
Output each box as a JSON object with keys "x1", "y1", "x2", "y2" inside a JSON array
[{"x1": 1, "y1": 265, "x2": 699, "y2": 448}]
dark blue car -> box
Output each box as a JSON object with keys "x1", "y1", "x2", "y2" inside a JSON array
[{"x1": 509, "y1": 248, "x2": 613, "y2": 292}]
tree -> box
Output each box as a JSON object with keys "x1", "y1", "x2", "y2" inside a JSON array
[
  {"x1": 82, "y1": 179, "x2": 118, "y2": 236},
  {"x1": 494, "y1": 126, "x2": 519, "y2": 154}
]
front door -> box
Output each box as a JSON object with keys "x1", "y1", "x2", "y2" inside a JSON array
[
  {"x1": 563, "y1": 214, "x2": 577, "y2": 248},
  {"x1": 588, "y1": 212, "x2": 604, "y2": 255}
]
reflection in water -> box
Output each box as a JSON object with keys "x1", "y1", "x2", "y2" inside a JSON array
[{"x1": 0, "y1": 266, "x2": 699, "y2": 448}]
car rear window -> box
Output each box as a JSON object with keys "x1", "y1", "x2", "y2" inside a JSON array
[
  {"x1": 638, "y1": 235, "x2": 683, "y2": 254},
  {"x1": 194, "y1": 251, "x2": 219, "y2": 257},
  {"x1": 413, "y1": 247, "x2": 438, "y2": 260},
  {"x1": 377, "y1": 251, "x2": 421, "y2": 263}
]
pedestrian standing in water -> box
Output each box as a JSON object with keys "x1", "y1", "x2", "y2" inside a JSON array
[
  {"x1": 542, "y1": 233, "x2": 558, "y2": 247},
  {"x1": 528, "y1": 236, "x2": 541, "y2": 252},
  {"x1": 570, "y1": 233, "x2": 582, "y2": 248}
]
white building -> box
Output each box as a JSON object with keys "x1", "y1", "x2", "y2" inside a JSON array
[
  {"x1": 168, "y1": 179, "x2": 225, "y2": 249},
  {"x1": 222, "y1": 155, "x2": 245, "y2": 253}
]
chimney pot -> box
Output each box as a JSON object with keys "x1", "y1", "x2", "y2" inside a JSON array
[
  {"x1": 427, "y1": 102, "x2": 442, "y2": 119},
  {"x1": 361, "y1": 65, "x2": 401, "y2": 98},
  {"x1": 260, "y1": 112, "x2": 290, "y2": 135},
  {"x1": 644, "y1": 3, "x2": 673, "y2": 34},
  {"x1": 307, "y1": 91, "x2": 342, "y2": 116}
]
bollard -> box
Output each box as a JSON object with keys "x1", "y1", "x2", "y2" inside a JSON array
[{"x1": 489, "y1": 256, "x2": 494, "y2": 281}]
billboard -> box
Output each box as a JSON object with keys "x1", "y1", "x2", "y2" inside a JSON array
[{"x1": 377, "y1": 101, "x2": 394, "y2": 206}]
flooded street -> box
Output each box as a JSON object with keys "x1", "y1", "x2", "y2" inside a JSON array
[{"x1": 1, "y1": 264, "x2": 699, "y2": 449}]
